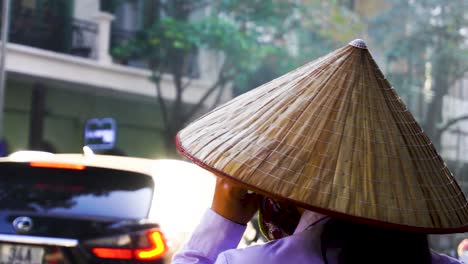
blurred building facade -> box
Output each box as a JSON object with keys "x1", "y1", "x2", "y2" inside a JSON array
[
  {"x1": 2, "y1": 2, "x2": 466, "y2": 183},
  {"x1": 1, "y1": 0, "x2": 228, "y2": 157}
]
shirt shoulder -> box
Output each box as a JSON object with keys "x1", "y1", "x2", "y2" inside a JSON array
[
  {"x1": 219, "y1": 227, "x2": 323, "y2": 264},
  {"x1": 172, "y1": 209, "x2": 246, "y2": 264},
  {"x1": 431, "y1": 250, "x2": 464, "y2": 264}
]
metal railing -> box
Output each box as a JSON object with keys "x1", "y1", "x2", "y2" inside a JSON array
[
  {"x1": 70, "y1": 18, "x2": 98, "y2": 59},
  {"x1": 6, "y1": 8, "x2": 98, "y2": 59}
]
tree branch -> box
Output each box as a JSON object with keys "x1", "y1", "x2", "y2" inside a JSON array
[
  {"x1": 181, "y1": 59, "x2": 233, "y2": 123},
  {"x1": 182, "y1": 74, "x2": 227, "y2": 123},
  {"x1": 210, "y1": 82, "x2": 227, "y2": 109},
  {"x1": 436, "y1": 115, "x2": 468, "y2": 138},
  {"x1": 153, "y1": 72, "x2": 169, "y2": 130},
  {"x1": 181, "y1": 78, "x2": 193, "y2": 92},
  {"x1": 447, "y1": 70, "x2": 468, "y2": 89}
]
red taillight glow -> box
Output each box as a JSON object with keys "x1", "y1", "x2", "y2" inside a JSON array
[
  {"x1": 91, "y1": 230, "x2": 167, "y2": 261},
  {"x1": 30, "y1": 161, "x2": 85, "y2": 170},
  {"x1": 135, "y1": 231, "x2": 167, "y2": 260},
  {"x1": 91, "y1": 248, "x2": 132, "y2": 260}
]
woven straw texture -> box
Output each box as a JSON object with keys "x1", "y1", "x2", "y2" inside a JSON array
[{"x1": 176, "y1": 41, "x2": 468, "y2": 233}]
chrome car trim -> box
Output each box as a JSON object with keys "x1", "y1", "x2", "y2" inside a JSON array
[{"x1": 0, "y1": 234, "x2": 78, "y2": 247}]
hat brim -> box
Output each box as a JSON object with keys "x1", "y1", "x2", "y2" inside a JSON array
[{"x1": 176, "y1": 135, "x2": 468, "y2": 234}]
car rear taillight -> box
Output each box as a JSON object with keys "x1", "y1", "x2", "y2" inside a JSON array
[
  {"x1": 135, "y1": 231, "x2": 166, "y2": 260},
  {"x1": 92, "y1": 248, "x2": 133, "y2": 259},
  {"x1": 30, "y1": 161, "x2": 86, "y2": 170},
  {"x1": 86, "y1": 229, "x2": 167, "y2": 261}
]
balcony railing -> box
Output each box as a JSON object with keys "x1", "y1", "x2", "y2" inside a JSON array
[
  {"x1": 70, "y1": 19, "x2": 98, "y2": 59},
  {"x1": 7, "y1": 8, "x2": 98, "y2": 59}
]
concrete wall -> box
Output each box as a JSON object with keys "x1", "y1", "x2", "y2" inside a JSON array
[
  {"x1": 4, "y1": 78, "x2": 166, "y2": 158},
  {"x1": 74, "y1": 0, "x2": 100, "y2": 21},
  {"x1": 3, "y1": 80, "x2": 31, "y2": 153}
]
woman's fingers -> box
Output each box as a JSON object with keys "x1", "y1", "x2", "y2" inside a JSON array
[{"x1": 211, "y1": 177, "x2": 260, "y2": 225}]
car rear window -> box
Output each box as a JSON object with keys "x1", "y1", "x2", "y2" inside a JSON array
[{"x1": 0, "y1": 162, "x2": 154, "y2": 219}]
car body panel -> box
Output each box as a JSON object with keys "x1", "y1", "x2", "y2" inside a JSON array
[{"x1": 0, "y1": 151, "x2": 217, "y2": 263}]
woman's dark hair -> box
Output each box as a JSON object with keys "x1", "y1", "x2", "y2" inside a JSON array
[{"x1": 320, "y1": 218, "x2": 432, "y2": 264}]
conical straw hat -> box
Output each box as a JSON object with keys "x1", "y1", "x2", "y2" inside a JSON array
[{"x1": 176, "y1": 39, "x2": 468, "y2": 233}]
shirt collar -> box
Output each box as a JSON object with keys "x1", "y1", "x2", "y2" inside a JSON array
[{"x1": 293, "y1": 210, "x2": 328, "y2": 234}]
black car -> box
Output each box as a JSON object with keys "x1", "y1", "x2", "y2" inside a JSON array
[{"x1": 0, "y1": 152, "x2": 218, "y2": 264}]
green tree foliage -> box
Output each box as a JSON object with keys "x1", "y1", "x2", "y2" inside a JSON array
[
  {"x1": 237, "y1": 1, "x2": 365, "y2": 95},
  {"x1": 368, "y1": 0, "x2": 468, "y2": 148},
  {"x1": 112, "y1": 0, "x2": 363, "y2": 156}
]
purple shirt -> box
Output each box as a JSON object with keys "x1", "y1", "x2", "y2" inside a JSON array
[{"x1": 172, "y1": 209, "x2": 463, "y2": 264}]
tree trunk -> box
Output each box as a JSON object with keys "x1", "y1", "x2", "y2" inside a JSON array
[
  {"x1": 424, "y1": 46, "x2": 450, "y2": 150},
  {"x1": 423, "y1": 88, "x2": 444, "y2": 149},
  {"x1": 163, "y1": 122, "x2": 185, "y2": 158},
  {"x1": 28, "y1": 83, "x2": 46, "y2": 150}
]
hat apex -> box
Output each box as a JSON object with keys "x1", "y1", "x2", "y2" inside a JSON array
[{"x1": 349, "y1": 38, "x2": 367, "y2": 49}]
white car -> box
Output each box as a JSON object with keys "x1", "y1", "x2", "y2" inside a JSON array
[{"x1": 0, "y1": 151, "x2": 222, "y2": 264}]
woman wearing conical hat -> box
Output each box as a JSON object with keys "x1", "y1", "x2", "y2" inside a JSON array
[{"x1": 172, "y1": 39, "x2": 467, "y2": 264}]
